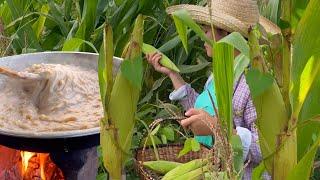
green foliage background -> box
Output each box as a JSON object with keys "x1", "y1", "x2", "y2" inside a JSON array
[{"x1": 0, "y1": 0, "x2": 319, "y2": 179}]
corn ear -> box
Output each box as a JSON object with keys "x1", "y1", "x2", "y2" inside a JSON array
[
  {"x1": 161, "y1": 159, "x2": 208, "y2": 180},
  {"x1": 142, "y1": 160, "x2": 182, "y2": 174},
  {"x1": 175, "y1": 166, "x2": 208, "y2": 180},
  {"x1": 99, "y1": 15, "x2": 144, "y2": 179},
  {"x1": 142, "y1": 43, "x2": 180, "y2": 72},
  {"x1": 99, "y1": 23, "x2": 123, "y2": 179}
]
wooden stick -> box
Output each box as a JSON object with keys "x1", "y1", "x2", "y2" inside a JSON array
[{"x1": 0, "y1": 66, "x2": 43, "y2": 80}]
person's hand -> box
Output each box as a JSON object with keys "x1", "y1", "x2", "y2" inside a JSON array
[
  {"x1": 180, "y1": 108, "x2": 217, "y2": 136},
  {"x1": 145, "y1": 52, "x2": 174, "y2": 76}
]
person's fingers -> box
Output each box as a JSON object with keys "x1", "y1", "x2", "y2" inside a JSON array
[
  {"x1": 151, "y1": 53, "x2": 161, "y2": 63},
  {"x1": 146, "y1": 54, "x2": 154, "y2": 64},
  {"x1": 180, "y1": 115, "x2": 200, "y2": 128},
  {"x1": 185, "y1": 108, "x2": 202, "y2": 117},
  {"x1": 151, "y1": 54, "x2": 162, "y2": 69},
  {"x1": 154, "y1": 54, "x2": 162, "y2": 64}
]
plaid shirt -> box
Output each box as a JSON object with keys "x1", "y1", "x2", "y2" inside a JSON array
[{"x1": 177, "y1": 74, "x2": 270, "y2": 180}]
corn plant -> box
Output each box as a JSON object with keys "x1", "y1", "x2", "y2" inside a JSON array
[
  {"x1": 99, "y1": 15, "x2": 144, "y2": 179},
  {"x1": 169, "y1": 0, "x2": 320, "y2": 178},
  {"x1": 248, "y1": 0, "x2": 320, "y2": 179},
  {"x1": 171, "y1": 9, "x2": 250, "y2": 179}
]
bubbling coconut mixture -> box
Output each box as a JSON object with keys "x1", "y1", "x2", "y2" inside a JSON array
[{"x1": 0, "y1": 64, "x2": 103, "y2": 133}]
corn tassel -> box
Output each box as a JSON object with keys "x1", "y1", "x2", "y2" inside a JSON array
[{"x1": 142, "y1": 43, "x2": 180, "y2": 72}]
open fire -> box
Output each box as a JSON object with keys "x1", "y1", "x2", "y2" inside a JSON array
[
  {"x1": 0, "y1": 146, "x2": 64, "y2": 180},
  {"x1": 20, "y1": 151, "x2": 64, "y2": 180}
]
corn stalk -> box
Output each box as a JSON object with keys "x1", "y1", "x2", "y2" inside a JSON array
[
  {"x1": 250, "y1": 0, "x2": 320, "y2": 179},
  {"x1": 99, "y1": 15, "x2": 144, "y2": 179}
]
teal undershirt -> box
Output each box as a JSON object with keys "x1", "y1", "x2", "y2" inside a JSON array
[{"x1": 194, "y1": 79, "x2": 216, "y2": 148}]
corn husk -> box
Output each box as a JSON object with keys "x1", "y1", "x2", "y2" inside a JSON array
[{"x1": 99, "y1": 15, "x2": 144, "y2": 179}]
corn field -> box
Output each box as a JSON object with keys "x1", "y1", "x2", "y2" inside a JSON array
[{"x1": 0, "y1": 0, "x2": 319, "y2": 180}]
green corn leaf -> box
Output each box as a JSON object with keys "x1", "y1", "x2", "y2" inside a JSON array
[
  {"x1": 75, "y1": 0, "x2": 98, "y2": 40},
  {"x1": 291, "y1": 0, "x2": 320, "y2": 119},
  {"x1": 172, "y1": 14, "x2": 188, "y2": 53},
  {"x1": 234, "y1": 54, "x2": 250, "y2": 83},
  {"x1": 213, "y1": 42, "x2": 234, "y2": 139},
  {"x1": 171, "y1": 9, "x2": 213, "y2": 48},
  {"x1": 216, "y1": 32, "x2": 250, "y2": 107},
  {"x1": 64, "y1": 0, "x2": 72, "y2": 20},
  {"x1": 293, "y1": 55, "x2": 320, "y2": 117},
  {"x1": 260, "y1": 0, "x2": 280, "y2": 24},
  {"x1": 161, "y1": 127, "x2": 175, "y2": 141},
  {"x1": 47, "y1": 0, "x2": 68, "y2": 36},
  {"x1": 287, "y1": 134, "x2": 320, "y2": 180},
  {"x1": 248, "y1": 28, "x2": 288, "y2": 173},
  {"x1": 120, "y1": 56, "x2": 143, "y2": 89},
  {"x1": 297, "y1": 76, "x2": 320, "y2": 160},
  {"x1": 62, "y1": 38, "x2": 98, "y2": 53},
  {"x1": 289, "y1": 0, "x2": 320, "y2": 160},
  {"x1": 231, "y1": 135, "x2": 243, "y2": 174},
  {"x1": 290, "y1": 0, "x2": 310, "y2": 32},
  {"x1": 191, "y1": 138, "x2": 201, "y2": 152},
  {"x1": 0, "y1": 2, "x2": 13, "y2": 25},
  {"x1": 178, "y1": 62, "x2": 211, "y2": 74},
  {"x1": 151, "y1": 124, "x2": 161, "y2": 136},
  {"x1": 219, "y1": 32, "x2": 249, "y2": 58},
  {"x1": 161, "y1": 135, "x2": 167, "y2": 144},
  {"x1": 32, "y1": 4, "x2": 49, "y2": 40},
  {"x1": 246, "y1": 69, "x2": 274, "y2": 98},
  {"x1": 6, "y1": 0, "x2": 42, "y2": 52},
  {"x1": 114, "y1": 0, "x2": 123, "y2": 6},
  {"x1": 178, "y1": 138, "x2": 192, "y2": 157},
  {"x1": 252, "y1": 162, "x2": 266, "y2": 180},
  {"x1": 139, "y1": 77, "x2": 167, "y2": 104},
  {"x1": 158, "y1": 30, "x2": 191, "y2": 53}
]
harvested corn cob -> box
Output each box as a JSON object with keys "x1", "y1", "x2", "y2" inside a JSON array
[
  {"x1": 99, "y1": 15, "x2": 145, "y2": 179},
  {"x1": 161, "y1": 159, "x2": 208, "y2": 180},
  {"x1": 142, "y1": 160, "x2": 182, "y2": 174},
  {"x1": 142, "y1": 43, "x2": 180, "y2": 72},
  {"x1": 175, "y1": 166, "x2": 209, "y2": 180}
]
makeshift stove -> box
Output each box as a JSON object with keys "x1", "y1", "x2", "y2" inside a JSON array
[
  {"x1": 0, "y1": 52, "x2": 123, "y2": 180},
  {"x1": 0, "y1": 148, "x2": 64, "y2": 180},
  {"x1": 0, "y1": 134, "x2": 99, "y2": 180}
]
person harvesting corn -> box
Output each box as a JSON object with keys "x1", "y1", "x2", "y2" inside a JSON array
[{"x1": 146, "y1": 0, "x2": 280, "y2": 179}]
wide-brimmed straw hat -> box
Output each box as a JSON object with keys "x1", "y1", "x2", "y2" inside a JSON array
[{"x1": 166, "y1": 0, "x2": 281, "y2": 38}]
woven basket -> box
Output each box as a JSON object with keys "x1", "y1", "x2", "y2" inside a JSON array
[
  {"x1": 134, "y1": 143, "x2": 212, "y2": 180},
  {"x1": 133, "y1": 116, "x2": 215, "y2": 179}
]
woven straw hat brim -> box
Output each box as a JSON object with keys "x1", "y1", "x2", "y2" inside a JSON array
[
  {"x1": 259, "y1": 16, "x2": 281, "y2": 35},
  {"x1": 166, "y1": 4, "x2": 281, "y2": 38}
]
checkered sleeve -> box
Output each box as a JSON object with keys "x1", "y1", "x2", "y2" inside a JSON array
[
  {"x1": 178, "y1": 85, "x2": 199, "y2": 111},
  {"x1": 244, "y1": 94, "x2": 262, "y2": 165}
]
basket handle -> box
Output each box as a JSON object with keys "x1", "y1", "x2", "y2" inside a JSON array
[{"x1": 137, "y1": 116, "x2": 186, "y2": 163}]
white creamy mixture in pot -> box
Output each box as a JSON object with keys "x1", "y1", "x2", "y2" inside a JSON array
[{"x1": 0, "y1": 64, "x2": 103, "y2": 133}]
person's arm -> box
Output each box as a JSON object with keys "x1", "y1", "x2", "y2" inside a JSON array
[
  {"x1": 244, "y1": 96, "x2": 262, "y2": 164},
  {"x1": 146, "y1": 52, "x2": 199, "y2": 110},
  {"x1": 233, "y1": 75, "x2": 260, "y2": 163}
]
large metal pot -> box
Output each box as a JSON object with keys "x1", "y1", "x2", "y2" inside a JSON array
[{"x1": 0, "y1": 52, "x2": 122, "y2": 152}]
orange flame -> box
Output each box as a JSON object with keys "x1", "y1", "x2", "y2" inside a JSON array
[
  {"x1": 21, "y1": 152, "x2": 49, "y2": 180},
  {"x1": 21, "y1": 151, "x2": 35, "y2": 173},
  {"x1": 39, "y1": 154, "x2": 49, "y2": 180}
]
